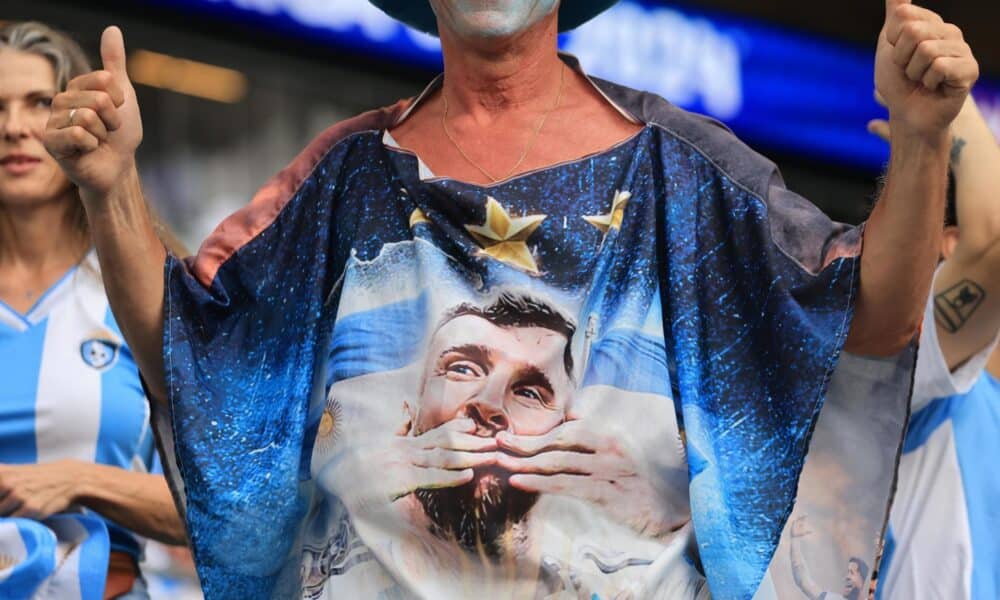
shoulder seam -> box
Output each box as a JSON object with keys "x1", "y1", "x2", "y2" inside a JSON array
[{"x1": 647, "y1": 121, "x2": 844, "y2": 278}]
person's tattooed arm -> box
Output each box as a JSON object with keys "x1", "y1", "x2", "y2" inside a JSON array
[
  {"x1": 933, "y1": 96, "x2": 1000, "y2": 370},
  {"x1": 934, "y1": 279, "x2": 986, "y2": 334}
]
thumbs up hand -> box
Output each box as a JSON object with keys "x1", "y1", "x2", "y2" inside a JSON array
[
  {"x1": 43, "y1": 26, "x2": 143, "y2": 199},
  {"x1": 875, "y1": 0, "x2": 978, "y2": 142}
]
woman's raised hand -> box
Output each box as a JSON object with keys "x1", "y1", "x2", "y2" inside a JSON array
[{"x1": 43, "y1": 26, "x2": 142, "y2": 201}]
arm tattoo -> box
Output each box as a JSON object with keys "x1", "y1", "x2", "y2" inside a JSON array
[
  {"x1": 950, "y1": 136, "x2": 967, "y2": 166},
  {"x1": 934, "y1": 279, "x2": 986, "y2": 333}
]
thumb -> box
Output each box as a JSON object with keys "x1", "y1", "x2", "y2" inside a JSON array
[
  {"x1": 885, "y1": 0, "x2": 913, "y2": 18},
  {"x1": 100, "y1": 26, "x2": 129, "y2": 80}
]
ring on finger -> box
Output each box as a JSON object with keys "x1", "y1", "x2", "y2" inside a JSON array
[{"x1": 67, "y1": 108, "x2": 77, "y2": 126}]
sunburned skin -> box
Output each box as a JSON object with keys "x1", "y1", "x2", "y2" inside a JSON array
[{"x1": 429, "y1": 0, "x2": 559, "y2": 39}]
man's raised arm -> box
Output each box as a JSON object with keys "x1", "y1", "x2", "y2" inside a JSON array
[
  {"x1": 845, "y1": 0, "x2": 979, "y2": 356},
  {"x1": 870, "y1": 95, "x2": 1000, "y2": 369},
  {"x1": 43, "y1": 27, "x2": 167, "y2": 400}
]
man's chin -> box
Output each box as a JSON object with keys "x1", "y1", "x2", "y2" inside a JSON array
[
  {"x1": 415, "y1": 467, "x2": 538, "y2": 558},
  {"x1": 441, "y1": 1, "x2": 558, "y2": 40}
]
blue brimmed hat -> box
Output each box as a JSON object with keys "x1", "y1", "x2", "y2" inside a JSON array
[{"x1": 370, "y1": 1, "x2": 620, "y2": 35}]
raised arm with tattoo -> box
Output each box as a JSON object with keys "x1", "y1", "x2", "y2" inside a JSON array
[
  {"x1": 845, "y1": 0, "x2": 979, "y2": 356},
  {"x1": 870, "y1": 95, "x2": 1000, "y2": 368},
  {"x1": 929, "y1": 98, "x2": 1000, "y2": 368}
]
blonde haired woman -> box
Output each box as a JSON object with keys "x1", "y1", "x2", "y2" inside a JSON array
[{"x1": 0, "y1": 22, "x2": 185, "y2": 599}]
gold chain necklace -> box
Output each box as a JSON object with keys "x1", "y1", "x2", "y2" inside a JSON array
[{"x1": 441, "y1": 64, "x2": 566, "y2": 183}]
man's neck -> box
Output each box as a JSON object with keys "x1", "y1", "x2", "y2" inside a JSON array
[
  {"x1": 0, "y1": 193, "x2": 84, "y2": 271},
  {"x1": 437, "y1": 11, "x2": 564, "y2": 125}
]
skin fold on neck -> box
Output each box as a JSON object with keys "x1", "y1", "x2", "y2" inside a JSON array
[
  {"x1": 436, "y1": 6, "x2": 564, "y2": 123},
  {"x1": 388, "y1": 3, "x2": 642, "y2": 185}
]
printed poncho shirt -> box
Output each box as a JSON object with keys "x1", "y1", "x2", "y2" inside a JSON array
[{"x1": 158, "y1": 63, "x2": 913, "y2": 600}]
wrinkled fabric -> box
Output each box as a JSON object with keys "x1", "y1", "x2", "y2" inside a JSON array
[
  {"x1": 158, "y1": 73, "x2": 911, "y2": 599},
  {"x1": 0, "y1": 515, "x2": 109, "y2": 600}
]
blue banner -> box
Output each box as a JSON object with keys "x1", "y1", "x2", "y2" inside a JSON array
[{"x1": 144, "y1": 0, "x2": 999, "y2": 171}]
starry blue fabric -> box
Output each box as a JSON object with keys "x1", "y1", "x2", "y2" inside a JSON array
[{"x1": 160, "y1": 83, "x2": 883, "y2": 600}]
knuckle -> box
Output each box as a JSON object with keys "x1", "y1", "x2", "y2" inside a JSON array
[
  {"x1": 51, "y1": 93, "x2": 69, "y2": 109},
  {"x1": 915, "y1": 40, "x2": 936, "y2": 61},
  {"x1": 94, "y1": 70, "x2": 113, "y2": 88},
  {"x1": 77, "y1": 108, "x2": 96, "y2": 126},
  {"x1": 69, "y1": 127, "x2": 90, "y2": 145},
  {"x1": 86, "y1": 111, "x2": 107, "y2": 133},
  {"x1": 901, "y1": 21, "x2": 925, "y2": 41},
  {"x1": 94, "y1": 94, "x2": 114, "y2": 113}
]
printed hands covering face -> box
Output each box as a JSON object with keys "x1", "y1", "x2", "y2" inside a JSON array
[
  {"x1": 319, "y1": 410, "x2": 687, "y2": 539},
  {"x1": 495, "y1": 417, "x2": 688, "y2": 538},
  {"x1": 875, "y1": 0, "x2": 979, "y2": 140},
  {"x1": 318, "y1": 418, "x2": 497, "y2": 515}
]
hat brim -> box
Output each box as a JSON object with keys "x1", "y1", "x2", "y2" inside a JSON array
[{"x1": 370, "y1": 1, "x2": 619, "y2": 35}]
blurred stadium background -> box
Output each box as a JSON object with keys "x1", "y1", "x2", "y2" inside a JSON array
[{"x1": 3, "y1": 0, "x2": 998, "y2": 597}]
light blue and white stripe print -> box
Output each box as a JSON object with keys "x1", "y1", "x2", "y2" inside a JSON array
[
  {"x1": 0, "y1": 515, "x2": 110, "y2": 600},
  {"x1": 877, "y1": 296, "x2": 1000, "y2": 600},
  {"x1": 0, "y1": 253, "x2": 155, "y2": 594}
]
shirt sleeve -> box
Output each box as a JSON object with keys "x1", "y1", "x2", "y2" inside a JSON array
[
  {"x1": 158, "y1": 135, "x2": 359, "y2": 599},
  {"x1": 912, "y1": 275, "x2": 1000, "y2": 411}
]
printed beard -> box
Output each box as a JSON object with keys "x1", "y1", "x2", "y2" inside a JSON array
[{"x1": 415, "y1": 467, "x2": 538, "y2": 558}]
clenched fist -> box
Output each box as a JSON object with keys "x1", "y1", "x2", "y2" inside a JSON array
[
  {"x1": 876, "y1": 0, "x2": 979, "y2": 141},
  {"x1": 43, "y1": 26, "x2": 142, "y2": 199}
]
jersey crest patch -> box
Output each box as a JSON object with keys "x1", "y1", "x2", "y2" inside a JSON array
[{"x1": 80, "y1": 331, "x2": 121, "y2": 370}]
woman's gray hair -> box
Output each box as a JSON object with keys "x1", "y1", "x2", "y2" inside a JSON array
[
  {"x1": 0, "y1": 21, "x2": 190, "y2": 260},
  {"x1": 0, "y1": 21, "x2": 91, "y2": 92}
]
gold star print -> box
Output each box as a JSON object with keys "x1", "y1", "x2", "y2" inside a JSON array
[
  {"x1": 583, "y1": 190, "x2": 632, "y2": 234},
  {"x1": 465, "y1": 196, "x2": 547, "y2": 275},
  {"x1": 409, "y1": 208, "x2": 430, "y2": 228}
]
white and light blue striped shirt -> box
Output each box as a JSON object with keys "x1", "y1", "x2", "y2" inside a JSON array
[
  {"x1": 878, "y1": 296, "x2": 1000, "y2": 600},
  {"x1": 0, "y1": 253, "x2": 156, "y2": 598}
]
